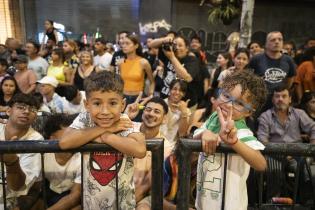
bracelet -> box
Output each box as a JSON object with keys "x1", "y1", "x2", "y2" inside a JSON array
[{"x1": 5, "y1": 157, "x2": 19, "y2": 167}]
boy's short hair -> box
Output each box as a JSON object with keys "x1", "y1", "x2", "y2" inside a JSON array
[
  {"x1": 43, "y1": 114, "x2": 77, "y2": 139},
  {"x1": 145, "y1": 97, "x2": 169, "y2": 114},
  {"x1": 64, "y1": 85, "x2": 79, "y2": 102},
  {"x1": 221, "y1": 70, "x2": 267, "y2": 112},
  {"x1": 9, "y1": 93, "x2": 41, "y2": 110},
  {"x1": 84, "y1": 71, "x2": 124, "y2": 98}
]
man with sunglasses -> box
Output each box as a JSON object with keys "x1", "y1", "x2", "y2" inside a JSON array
[{"x1": 0, "y1": 93, "x2": 43, "y2": 210}]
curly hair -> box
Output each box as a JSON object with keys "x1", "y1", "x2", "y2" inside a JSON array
[{"x1": 221, "y1": 70, "x2": 267, "y2": 112}]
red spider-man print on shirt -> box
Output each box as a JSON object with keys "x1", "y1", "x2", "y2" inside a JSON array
[{"x1": 89, "y1": 152, "x2": 123, "y2": 186}]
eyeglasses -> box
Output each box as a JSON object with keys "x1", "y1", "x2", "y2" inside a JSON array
[
  {"x1": 218, "y1": 89, "x2": 255, "y2": 113},
  {"x1": 14, "y1": 103, "x2": 38, "y2": 113}
]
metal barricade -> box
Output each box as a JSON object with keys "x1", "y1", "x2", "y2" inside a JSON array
[
  {"x1": 177, "y1": 138, "x2": 315, "y2": 210},
  {"x1": 0, "y1": 139, "x2": 164, "y2": 210}
]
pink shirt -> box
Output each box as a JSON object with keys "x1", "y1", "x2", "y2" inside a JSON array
[{"x1": 14, "y1": 69, "x2": 37, "y2": 93}]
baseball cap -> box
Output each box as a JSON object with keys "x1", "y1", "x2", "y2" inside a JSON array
[{"x1": 37, "y1": 76, "x2": 58, "y2": 87}]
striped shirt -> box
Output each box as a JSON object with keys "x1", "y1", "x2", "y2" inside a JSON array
[{"x1": 194, "y1": 112, "x2": 264, "y2": 210}]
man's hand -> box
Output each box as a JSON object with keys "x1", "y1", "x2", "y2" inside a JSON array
[
  {"x1": 201, "y1": 130, "x2": 220, "y2": 155},
  {"x1": 217, "y1": 106, "x2": 238, "y2": 145},
  {"x1": 125, "y1": 92, "x2": 153, "y2": 120}
]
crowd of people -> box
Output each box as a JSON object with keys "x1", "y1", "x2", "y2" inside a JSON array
[{"x1": 0, "y1": 19, "x2": 314, "y2": 210}]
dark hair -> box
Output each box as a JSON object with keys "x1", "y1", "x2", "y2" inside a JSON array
[
  {"x1": 125, "y1": 34, "x2": 143, "y2": 57},
  {"x1": 175, "y1": 35, "x2": 190, "y2": 48},
  {"x1": 33, "y1": 92, "x2": 44, "y2": 105},
  {"x1": 84, "y1": 71, "x2": 124, "y2": 98},
  {"x1": 46, "y1": 19, "x2": 54, "y2": 26},
  {"x1": 145, "y1": 97, "x2": 169, "y2": 114},
  {"x1": 43, "y1": 114, "x2": 77, "y2": 139},
  {"x1": 52, "y1": 48, "x2": 65, "y2": 62},
  {"x1": 247, "y1": 41, "x2": 262, "y2": 49},
  {"x1": 191, "y1": 35, "x2": 202, "y2": 44},
  {"x1": 95, "y1": 38, "x2": 107, "y2": 45},
  {"x1": 64, "y1": 85, "x2": 79, "y2": 101},
  {"x1": 300, "y1": 91, "x2": 315, "y2": 113},
  {"x1": 118, "y1": 31, "x2": 130, "y2": 36},
  {"x1": 235, "y1": 48, "x2": 250, "y2": 59},
  {"x1": 217, "y1": 52, "x2": 233, "y2": 68},
  {"x1": 0, "y1": 58, "x2": 8, "y2": 69},
  {"x1": 26, "y1": 40, "x2": 40, "y2": 53},
  {"x1": 0, "y1": 76, "x2": 20, "y2": 97},
  {"x1": 9, "y1": 93, "x2": 40, "y2": 109},
  {"x1": 169, "y1": 79, "x2": 188, "y2": 95},
  {"x1": 272, "y1": 85, "x2": 291, "y2": 96},
  {"x1": 166, "y1": 31, "x2": 178, "y2": 37},
  {"x1": 200, "y1": 88, "x2": 220, "y2": 122},
  {"x1": 221, "y1": 70, "x2": 267, "y2": 112}
]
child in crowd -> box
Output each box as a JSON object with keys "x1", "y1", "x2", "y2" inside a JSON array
[
  {"x1": 43, "y1": 114, "x2": 81, "y2": 209},
  {"x1": 193, "y1": 70, "x2": 267, "y2": 210},
  {"x1": 59, "y1": 71, "x2": 146, "y2": 210}
]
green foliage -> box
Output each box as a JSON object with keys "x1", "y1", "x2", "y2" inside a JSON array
[{"x1": 207, "y1": 0, "x2": 241, "y2": 25}]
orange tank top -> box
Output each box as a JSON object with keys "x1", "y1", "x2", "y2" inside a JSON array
[{"x1": 120, "y1": 57, "x2": 144, "y2": 92}]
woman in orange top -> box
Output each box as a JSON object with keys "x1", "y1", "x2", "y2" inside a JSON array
[{"x1": 119, "y1": 34, "x2": 154, "y2": 105}]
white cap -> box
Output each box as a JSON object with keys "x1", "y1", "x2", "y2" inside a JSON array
[{"x1": 37, "y1": 76, "x2": 58, "y2": 88}]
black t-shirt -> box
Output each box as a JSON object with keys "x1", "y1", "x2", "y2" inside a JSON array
[
  {"x1": 158, "y1": 49, "x2": 201, "y2": 107},
  {"x1": 249, "y1": 53, "x2": 296, "y2": 92},
  {"x1": 110, "y1": 50, "x2": 126, "y2": 73}
]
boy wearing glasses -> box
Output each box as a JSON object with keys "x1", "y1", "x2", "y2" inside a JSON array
[
  {"x1": 193, "y1": 70, "x2": 267, "y2": 210},
  {"x1": 0, "y1": 93, "x2": 43, "y2": 210}
]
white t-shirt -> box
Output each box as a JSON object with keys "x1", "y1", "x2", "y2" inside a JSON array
[
  {"x1": 160, "y1": 98, "x2": 191, "y2": 153},
  {"x1": 94, "y1": 52, "x2": 112, "y2": 71},
  {"x1": 28, "y1": 56, "x2": 49, "y2": 80},
  {"x1": 194, "y1": 113, "x2": 265, "y2": 210},
  {"x1": 0, "y1": 124, "x2": 43, "y2": 209},
  {"x1": 44, "y1": 152, "x2": 81, "y2": 194},
  {"x1": 70, "y1": 112, "x2": 138, "y2": 210},
  {"x1": 63, "y1": 91, "x2": 86, "y2": 115},
  {"x1": 44, "y1": 93, "x2": 69, "y2": 114}
]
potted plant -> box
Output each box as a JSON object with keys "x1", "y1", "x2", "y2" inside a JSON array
[{"x1": 207, "y1": 0, "x2": 241, "y2": 25}]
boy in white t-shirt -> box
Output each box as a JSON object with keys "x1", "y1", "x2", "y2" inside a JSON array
[
  {"x1": 59, "y1": 71, "x2": 146, "y2": 210},
  {"x1": 43, "y1": 114, "x2": 81, "y2": 209},
  {"x1": 193, "y1": 71, "x2": 268, "y2": 210}
]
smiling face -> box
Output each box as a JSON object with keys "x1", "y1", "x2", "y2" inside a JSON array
[
  {"x1": 234, "y1": 52, "x2": 249, "y2": 71},
  {"x1": 142, "y1": 102, "x2": 165, "y2": 128},
  {"x1": 217, "y1": 84, "x2": 253, "y2": 120},
  {"x1": 169, "y1": 82, "x2": 185, "y2": 104},
  {"x1": 80, "y1": 51, "x2": 93, "y2": 65},
  {"x1": 174, "y1": 37, "x2": 189, "y2": 58},
  {"x1": 216, "y1": 54, "x2": 228, "y2": 68},
  {"x1": 84, "y1": 90, "x2": 125, "y2": 128}
]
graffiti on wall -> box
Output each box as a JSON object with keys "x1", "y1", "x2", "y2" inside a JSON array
[{"x1": 139, "y1": 19, "x2": 172, "y2": 35}]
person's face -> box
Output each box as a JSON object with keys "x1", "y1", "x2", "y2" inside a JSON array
[
  {"x1": 80, "y1": 52, "x2": 92, "y2": 65},
  {"x1": 249, "y1": 43, "x2": 262, "y2": 56},
  {"x1": 7, "y1": 102, "x2": 38, "y2": 128},
  {"x1": 44, "y1": 21, "x2": 53, "y2": 30},
  {"x1": 122, "y1": 38, "x2": 138, "y2": 54},
  {"x1": 142, "y1": 102, "x2": 165, "y2": 128},
  {"x1": 63, "y1": 42, "x2": 73, "y2": 53},
  {"x1": 283, "y1": 44, "x2": 293, "y2": 55},
  {"x1": 2, "y1": 79, "x2": 16, "y2": 95},
  {"x1": 174, "y1": 37, "x2": 189, "y2": 59},
  {"x1": 71, "y1": 91, "x2": 82, "y2": 105},
  {"x1": 25, "y1": 43, "x2": 37, "y2": 56},
  {"x1": 14, "y1": 61, "x2": 27, "y2": 70},
  {"x1": 307, "y1": 97, "x2": 315, "y2": 113},
  {"x1": 272, "y1": 89, "x2": 291, "y2": 111},
  {"x1": 169, "y1": 82, "x2": 185, "y2": 103},
  {"x1": 84, "y1": 90, "x2": 125, "y2": 128},
  {"x1": 307, "y1": 40, "x2": 315, "y2": 48},
  {"x1": 217, "y1": 84, "x2": 253, "y2": 120},
  {"x1": 234, "y1": 52, "x2": 249, "y2": 70},
  {"x1": 118, "y1": 33, "x2": 128, "y2": 47},
  {"x1": 39, "y1": 84, "x2": 55, "y2": 95},
  {"x1": 216, "y1": 54, "x2": 228, "y2": 68},
  {"x1": 190, "y1": 39, "x2": 201, "y2": 51},
  {"x1": 94, "y1": 42, "x2": 106, "y2": 53},
  {"x1": 266, "y1": 32, "x2": 283, "y2": 53},
  {"x1": 0, "y1": 64, "x2": 7, "y2": 73},
  {"x1": 51, "y1": 52, "x2": 60, "y2": 62}
]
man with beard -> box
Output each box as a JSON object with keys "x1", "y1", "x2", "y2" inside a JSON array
[
  {"x1": 257, "y1": 85, "x2": 315, "y2": 144},
  {"x1": 125, "y1": 96, "x2": 169, "y2": 210}
]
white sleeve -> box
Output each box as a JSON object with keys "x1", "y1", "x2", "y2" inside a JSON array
[{"x1": 70, "y1": 112, "x2": 93, "y2": 129}]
